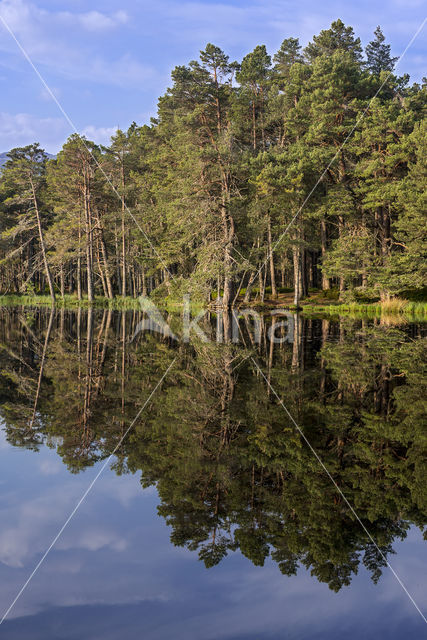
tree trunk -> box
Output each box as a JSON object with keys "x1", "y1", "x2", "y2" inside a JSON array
[
  {"x1": 293, "y1": 245, "x2": 300, "y2": 307},
  {"x1": 252, "y1": 96, "x2": 256, "y2": 150},
  {"x1": 121, "y1": 160, "x2": 127, "y2": 297},
  {"x1": 221, "y1": 177, "x2": 234, "y2": 308},
  {"x1": 60, "y1": 266, "x2": 65, "y2": 299},
  {"x1": 267, "y1": 215, "x2": 277, "y2": 298},
  {"x1": 99, "y1": 226, "x2": 114, "y2": 299},
  {"x1": 338, "y1": 216, "x2": 345, "y2": 297},
  {"x1": 84, "y1": 173, "x2": 94, "y2": 302},
  {"x1": 77, "y1": 211, "x2": 82, "y2": 300},
  {"x1": 30, "y1": 179, "x2": 55, "y2": 303},
  {"x1": 320, "y1": 218, "x2": 330, "y2": 290}
]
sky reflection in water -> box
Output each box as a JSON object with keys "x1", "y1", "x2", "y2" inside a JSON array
[{"x1": 0, "y1": 308, "x2": 425, "y2": 639}]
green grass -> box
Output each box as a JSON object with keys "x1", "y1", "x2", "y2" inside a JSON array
[
  {"x1": 0, "y1": 293, "x2": 206, "y2": 313},
  {"x1": 1, "y1": 293, "x2": 426, "y2": 320},
  {"x1": 302, "y1": 299, "x2": 427, "y2": 320},
  {"x1": 0, "y1": 294, "x2": 144, "y2": 310}
]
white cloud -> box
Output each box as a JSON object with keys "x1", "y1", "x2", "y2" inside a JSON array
[
  {"x1": 0, "y1": 480, "x2": 129, "y2": 568},
  {"x1": 0, "y1": 0, "x2": 151, "y2": 87},
  {"x1": 81, "y1": 125, "x2": 116, "y2": 146},
  {"x1": 39, "y1": 86, "x2": 61, "y2": 102},
  {"x1": 57, "y1": 527, "x2": 127, "y2": 553},
  {"x1": 0, "y1": 112, "x2": 120, "y2": 153},
  {"x1": 0, "y1": 111, "x2": 69, "y2": 152},
  {"x1": 38, "y1": 459, "x2": 61, "y2": 476},
  {"x1": 77, "y1": 10, "x2": 128, "y2": 32}
]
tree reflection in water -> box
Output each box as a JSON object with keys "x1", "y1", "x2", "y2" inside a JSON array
[{"x1": 0, "y1": 307, "x2": 425, "y2": 592}]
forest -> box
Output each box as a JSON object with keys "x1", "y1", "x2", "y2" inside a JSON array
[{"x1": 0, "y1": 20, "x2": 425, "y2": 308}]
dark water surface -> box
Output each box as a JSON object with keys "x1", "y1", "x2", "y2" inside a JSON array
[{"x1": 0, "y1": 307, "x2": 426, "y2": 639}]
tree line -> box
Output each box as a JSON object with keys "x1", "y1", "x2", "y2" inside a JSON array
[{"x1": 0, "y1": 20, "x2": 425, "y2": 306}]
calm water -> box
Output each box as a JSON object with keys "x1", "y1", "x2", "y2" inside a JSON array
[{"x1": 0, "y1": 307, "x2": 426, "y2": 639}]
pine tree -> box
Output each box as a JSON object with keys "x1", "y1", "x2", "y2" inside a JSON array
[
  {"x1": 365, "y1": 26, "x2": 398, "y2": 75},
  {"x1": 0, "y1": 21, "x2": 424, "y2": 305},
  {"x1": 304, "y1": 19, "x2": 363, "y2": 62},
  {"x1": 0, "y1": 144, "x2": 55, "y2": 301},
  {"x1": 236, "y1": 45, "x2": 271, "y2": 150}
]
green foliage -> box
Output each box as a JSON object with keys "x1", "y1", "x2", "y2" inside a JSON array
[
  {"x1": 365, "y1": 26, "x2": 398, "y2": 75},
  {"x1": 0, "y1": 21, "x2": 425, "y2": 306}
]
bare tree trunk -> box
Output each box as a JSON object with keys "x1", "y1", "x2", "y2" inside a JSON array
[
  {"x1": 96, "y1": 238, "x2": 108, "y2": 297},
  {"x1": 243, "y1": 271, "x2": 256, "y2": 303},
  {"x1": 267, "y1": 215, "x2": 277, "y2": 298},
  {"x1": 293, "y1": 245, "x2": 300, "y2": 307},
  {"x1": 380, "y1": 206, "x2": 391, "y2": 301},
  {"x1": 142, "y1": 267, "x2": 147, "y2": 297},
  {"x1": 252, "y1": 97, "x2": 256, "y2": 150},
  {"x1": 99, "y1": 226, "x2": 114, "y2": 299},
  {"x1": 114, "y1": 224, "x2": 122, "y2": 295},
  {"x1": 60, "y1": 265, "x2": 65, "y2": 299},
  {"x1": 321, "y1": 219, "x2": 330, "y2": 290},
  {"x1": 258, "y1": 263, "x2": 265, "y2": 303},
  {"x1": 338, "y1": 216, "x2": 345, "y2": 297},
  {"x1": 77, "y1": 211, "x2": 82, "y2": 300},
  {"x1": 84, "y1": 173, "x2": 94, "y2": 302},
  {"x1": 121, "y1": 160, "x2": 126, "y2": 297},
  {"x1": 221, "y1": 180, "x2": 234, "y2": 308},
  {"x1": 30, "y1": 179, "x2": 55, "y2": 303}
]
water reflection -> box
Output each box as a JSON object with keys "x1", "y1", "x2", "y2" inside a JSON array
[{"x1": 0, "y1": 307, "x2": 425, "y2": 596}]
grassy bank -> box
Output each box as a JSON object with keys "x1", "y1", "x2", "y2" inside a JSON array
[
  {"x1": 0, "y1": 293, "x2": 206, "y2": 313},
  {"x1": 1, "y1": 292, "x2": 426, "y2": 319},
  {"x1": 301, "y1": 301, "x2": 427, "y2": 323},
  {"x1": 0, "y1": 294, "x2": 143, "y2": 310},
  {"x1": 302, "y1": 299, "x2": 427, "y2": 315}
]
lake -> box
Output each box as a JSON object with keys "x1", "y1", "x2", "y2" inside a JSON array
[{"x1": 0, "y1": 306, "x2": 425, "y2": 638}]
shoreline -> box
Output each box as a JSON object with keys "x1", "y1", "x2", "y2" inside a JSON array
[{"x1": 0, "y1": 293, "x2": 426, "y2": 318}]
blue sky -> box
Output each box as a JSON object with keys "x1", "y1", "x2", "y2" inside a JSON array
[{"x1": 0, "y1": 0, "x2": 425, "y2": 153}]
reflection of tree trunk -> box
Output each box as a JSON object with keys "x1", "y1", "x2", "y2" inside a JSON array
[
  {"x1": 375, "y1": 362, "x2": 391, "y2": 417},
  {"x1": 101, "y1": 309, "x2": 112, "y2": 363},
  {"x1": 320, "y1": 319, "x2": 329, "y2": 398},
  {"x1": 83, "y1": 307, "x2": 94, "y2": 432},
  {"x1": 267, "y1": 316, "x2": 276, "y2": 392},
  {"x1": 291, "y1": 314, "x2": 302, "y2": 371},
  {"x1": 29, "y1": 308, "x2": 54, "y2": 428},
  {"x1": 59, "y1": 307, "x2": 64, "y2": 341},
  {"x1": 219, "y1": 351, "x2": 235, "y2": 447},
  {"x1": 77, "y1": 306, "x2": 81, "y2": 355},
  {"x1": 222, "y1": 310, "x2": 232, "y2": 344},
  {"x1": 121, "y1": 311, "x2": 126, "y2": 430}
]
